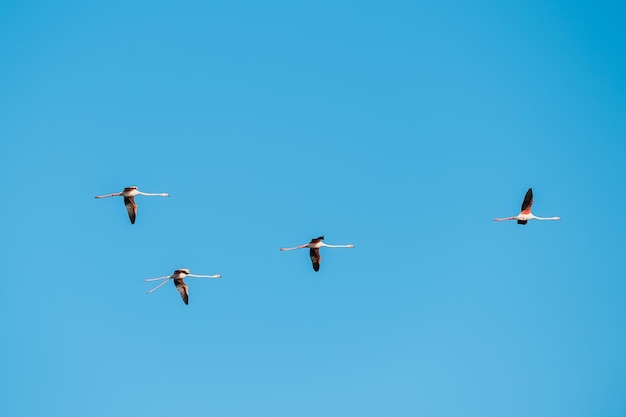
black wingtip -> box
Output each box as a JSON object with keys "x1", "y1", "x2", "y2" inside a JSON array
[
  {"x1": 312, "y1": 262, "x2": 320, "y2": 272},
  {"x1": 517, "y1": 220, "x2": 528, "y2": 225}
]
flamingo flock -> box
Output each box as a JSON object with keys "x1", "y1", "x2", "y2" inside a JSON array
[{"x1": 95, "y1": 185, "x2": 561, "y2": 305}]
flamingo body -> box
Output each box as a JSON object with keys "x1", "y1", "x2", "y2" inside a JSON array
[
  {"x1": 280, "y1": 236, "x2": 354, "y2": 271},
  {"x1": 95, "y1": 186, "x2": 169, "y2": 224},
  {"x1": 494, "y1": 188, "x2": 561, "y2": 225},
  {"x1": 145, "y1": 268, "x2": 221, "y2": 305}
]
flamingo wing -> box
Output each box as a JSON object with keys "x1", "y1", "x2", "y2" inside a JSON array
[
  {"x1": 124, "y1": 197, "x2": 137, "y2": 224},
  {"x1": 174, "y1": 278, "x2": 189, "y2": 304},
  {"x1": 521, "y1": 188, "x2": 533, "y2": 214},
  {"x1": 310, "y1": 248, "x2": 321, "y2": 272}
]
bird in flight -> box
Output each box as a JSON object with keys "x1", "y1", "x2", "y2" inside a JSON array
[
  {"x1": 95, "y1": 186, "x2": 169, "y2": 224},
  {"x1": 145, "y1": 268, "x2": 221, "y2": 305},
  {"x1": 280, "y1": 236, "x2": 354, "y2": 271},
  {"x1": 494, "y1": 188, "x2": 561, "y2": 225}
]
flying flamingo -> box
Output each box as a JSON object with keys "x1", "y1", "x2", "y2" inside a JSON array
[
  {"x1": 280, "y1": 236, "x2": 354, "y2": 271},
  {"x1": 145, "y1": 268, "x2": 221, "y2": 305},
  {"x1": 95, "y1": 186, "x2": 169, "y2": 224},
  {"x1": 494, "y1": 188, "x2": 561, "y2": 225}
]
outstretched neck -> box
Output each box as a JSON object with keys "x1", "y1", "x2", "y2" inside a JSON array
[
  {"x1": 187, "y1": 274, "x2": 222, "y2": 278},
  {"x1": 137, "y1": 192, "x2": 169, "y2": 197},
  {"x1": 321, "y1": 243, "x2": 355, "y2": 248}
]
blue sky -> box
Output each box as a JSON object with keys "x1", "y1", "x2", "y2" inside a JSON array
[{"x1": 1, "y1": 0, "x2": 625, "y2": 416}]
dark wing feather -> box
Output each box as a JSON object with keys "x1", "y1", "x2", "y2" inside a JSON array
[
  {"x1": 124, "y1": 197, "x2": 137, "y2": 224},
  {"x1": 520, "y1": 188, "x2": 533, "y2": 213},
  {"x1": 174, "y1": 278, "x2": 189, "y2": 304},
  {"x1": 310, "y1": 248, "x2": 321, "y2": 272},
  {"x1": 517, "y1": 220, "x2": 528, "y2": 225}
]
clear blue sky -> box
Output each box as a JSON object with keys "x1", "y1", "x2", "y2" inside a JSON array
[{"x1": 1, "y1": 0, "x2": 625, "y2": 416}]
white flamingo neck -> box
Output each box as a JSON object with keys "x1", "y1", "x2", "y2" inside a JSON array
[
  {"x1": 532, "y1": 215, "x2": 561, "y2": 220},
  {"x1": 187, "y1": 274, "x2": 222, "y2": 278},
  {"x1": 319, "y1": 243, "x2": 355, "y2": 248},
  {"x1": 137, "y1": 192, "x2": 169, "y2": 197}
]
